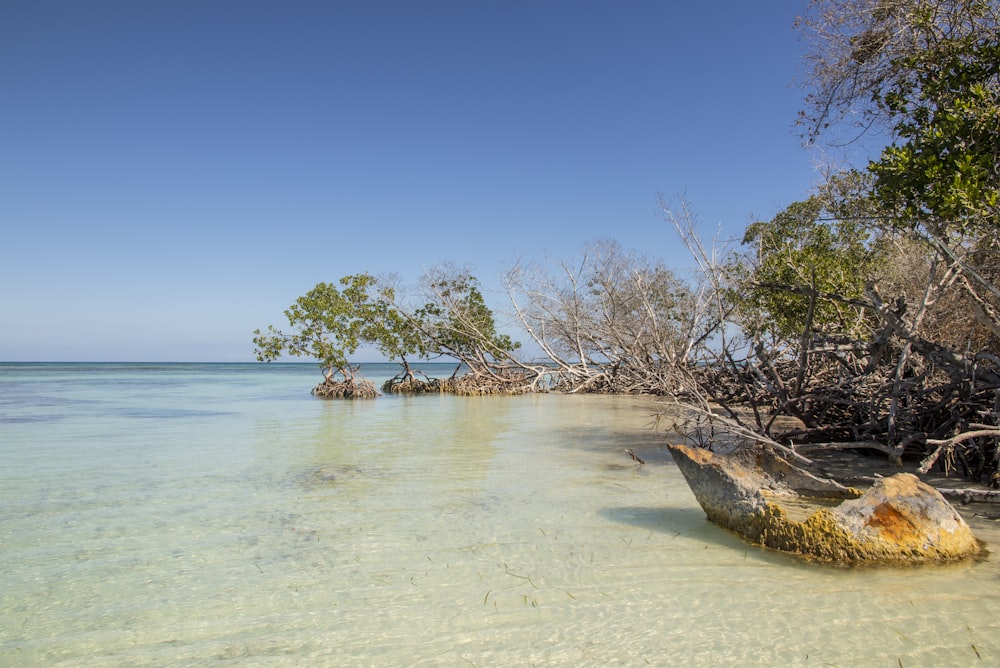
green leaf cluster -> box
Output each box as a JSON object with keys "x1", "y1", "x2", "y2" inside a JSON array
[
  {"x1": 869, "y1": 5, "x2": 1000, "y2": 234},
  {"x1": 415, "y1": 272, "x2": 520, "y2": 367},
  {"x1": 252, "y1": 274, "x2": 386, "y2": 379},
  {"x1": 253, "y1": 271, "x2": 519, "y2": 377},
  {"x1": 736, "y1": 174, "x2": 877, "y2": 340}
]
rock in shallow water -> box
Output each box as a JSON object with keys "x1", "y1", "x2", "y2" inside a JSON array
[{"x1": 667, "y1": 444, "x2": 982, "y2": 564}]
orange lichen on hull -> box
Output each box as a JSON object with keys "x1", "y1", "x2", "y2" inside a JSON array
[{"x1": 866, "y1": 503, "x2": 914, "y2": 543}]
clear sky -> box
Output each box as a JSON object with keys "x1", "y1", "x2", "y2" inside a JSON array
[{"x1": 1, "y1": 1, "x2": 855, "y2": 362}]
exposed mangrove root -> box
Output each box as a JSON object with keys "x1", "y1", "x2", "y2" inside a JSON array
[
  {"x1": 683, "y1": 326, "x2": 1000, "y2": 487},
  {"x1": 381, "y1": 376, "x2": 444, "y2": 394},
  {"x1": 311, "y1": 377, "x2": 379, "y2": 399},
  {"x1": 441, "y1": 368, "x2": 546, "y2": 396},
  {"x1": 380, "y1": 365, "x2": 447, "y2": 394}
]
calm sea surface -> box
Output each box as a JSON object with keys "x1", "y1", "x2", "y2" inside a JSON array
[{"x1": 2, "y1": 362, "x2": 999, "y2": 666}]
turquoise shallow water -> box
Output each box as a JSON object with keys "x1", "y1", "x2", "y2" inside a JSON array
[{"x1": 2, "y1": 363, "x2": 1000, "y2": 666}]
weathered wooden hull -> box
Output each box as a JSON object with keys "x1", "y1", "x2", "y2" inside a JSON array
[{"x1": 668, "y1": 444, "x2": 982, "y2": 564}]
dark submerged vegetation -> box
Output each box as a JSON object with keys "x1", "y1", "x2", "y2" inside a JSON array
[{"x1": 254, "y1": 0, "x2": 1000, "y2": 488}]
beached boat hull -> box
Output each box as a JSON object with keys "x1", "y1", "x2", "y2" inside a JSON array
[{"x1": 668, "y1": 444, "x2": 982, "y2": 564}]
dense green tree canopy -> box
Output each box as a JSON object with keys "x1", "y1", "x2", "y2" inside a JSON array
[
  {"x1": 737, "y1": 173, "x2": 877, "y2": 340},
  {"x1": 871, "y1": 26, "x2": 999, "y2": 234},
  {"x1": 799, "y1": 0, "x2": 1000, "y2": 236},
  {"x1": 253, "y1": 274, "x2": 384, "y2": 380}
]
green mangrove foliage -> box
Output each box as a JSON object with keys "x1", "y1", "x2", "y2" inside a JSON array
[
  {"x1": 252, "y1": 275, "x2": 383, "y2": 398},
  {"x1": 413, "y1": 267, "x2": 520, "y2": 366},
  {"x1": 388, "y1": 265, "x2": 548, "y2": 395},
  {"x1": 871, "y1": 31, "x2": 1000, "y2": 236},
  {"x1": 736, "y1": 172, "x2": 878, "y2": 340},
  {"x1": 253, "y1": 267, "x2": 532, "y2": 397}
]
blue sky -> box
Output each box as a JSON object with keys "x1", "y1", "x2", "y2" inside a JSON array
[{"x1": 2, "y1": 1, "x2": 860, "y2": 362}]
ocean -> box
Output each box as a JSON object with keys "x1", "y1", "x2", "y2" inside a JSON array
[{"x1": 2, "y1": 362, "x2": 999, "y2": 666}]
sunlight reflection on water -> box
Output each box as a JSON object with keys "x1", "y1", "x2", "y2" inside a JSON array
[{"x1": 1, "y1": 364, "x2": 999, "y2": 666}]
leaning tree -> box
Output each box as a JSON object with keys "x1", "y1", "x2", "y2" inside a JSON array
[
  {"x1": 252, "y1": 275, "x2": 382, "y2": 398},
  {"x1": 397, "y1": 264, "x2": 549, "y2": 394}
]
